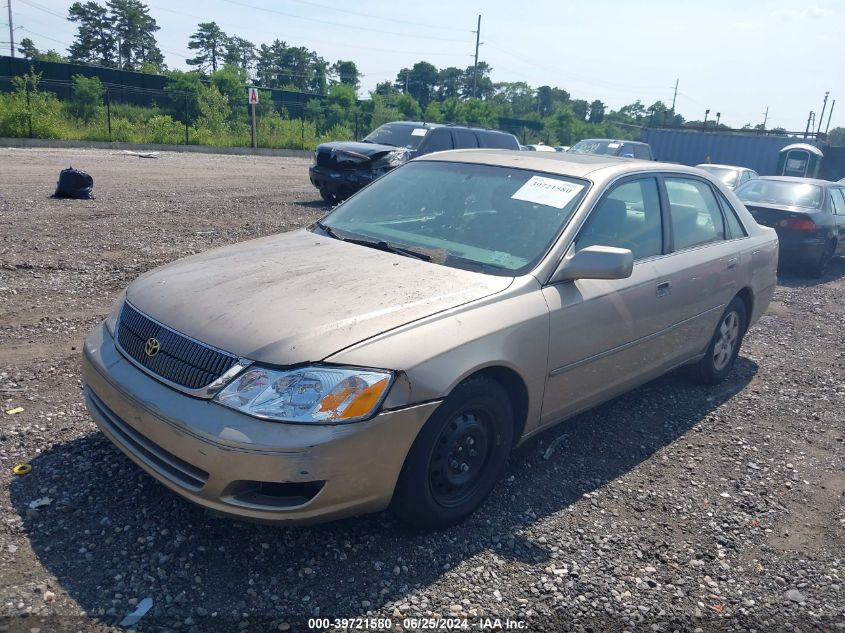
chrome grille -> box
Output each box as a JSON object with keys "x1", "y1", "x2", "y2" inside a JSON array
[{"x1": 116, "y1": 303, "x2": 238, "y2": 390}]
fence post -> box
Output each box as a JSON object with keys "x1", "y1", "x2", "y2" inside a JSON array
[
  {"x1": 106, "y1": 89, "x2": 112, "y2": 142},
  {"x1": 184, "y1": 93, "x2": 189, "y2": 145},
  {"x1": 25, "y1": 78, "x2": 33, "y2": 138},
  {"x1": 301, "y1": 118, "x2": 305, "y2": 150}
]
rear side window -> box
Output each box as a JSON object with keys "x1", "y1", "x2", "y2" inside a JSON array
[
  {"x1": 481, "y1": 132, "x2": 518, "y2": 150},
  {"x1": 631, "y1": 144, "x2": 652, "y2": 160},
  {"x1": 453, "y1": 130, "x2": 480, "y2": 149},
  {"x1": 666, "y1": 177, "x2": 726, "y2": 250},
  {"x1": 423, "y1": 128, "x2": 453, "y2": 153},
  {"x1": 576, "y1": 177, "x2": 663, "y2": 261},
  {"x1": 831, "y1": 188, "x2": 845, "y2": 215},
  {"x1": 715, "y1": 191, "x2": 748, "y2": 238}
]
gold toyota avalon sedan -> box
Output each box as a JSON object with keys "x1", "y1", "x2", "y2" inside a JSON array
[{"x1": 83, "y1": 151, "x2": 778, "y2": 530}]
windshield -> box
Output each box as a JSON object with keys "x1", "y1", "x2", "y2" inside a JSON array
[
  {"x1": 568, "y1": 140, "x2": 623, "y2": 156},
  {"x1": 735, "y1": 179, "x2": 823, "y2": 209},
  {"x1": 363, "y1": 123, "x2": 429, "y2": 150},
  {"x1": 317, "y1": 161, "x2": 589, "y2": 275},
  {"x1": 698, "y1": 166, "x2": 739, "y2": 187}
]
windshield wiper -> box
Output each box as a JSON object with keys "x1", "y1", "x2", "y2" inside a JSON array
[
  {"x1": 315, "y1": 221, "x2": 343, "y2": 240},
  {"x1": 346, "y1": 238, "x2": 432, "y2": 261},
  {"x1": 315, "y1": 223, "x2": 431, "y2": 261}
]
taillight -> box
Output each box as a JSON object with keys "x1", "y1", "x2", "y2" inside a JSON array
[{"x1": 778, "y1": 217, "x2": 816, "y2": 232}]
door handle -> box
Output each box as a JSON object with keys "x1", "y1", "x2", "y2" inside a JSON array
[
  {"x1": 726, "y1": 257, "x2": 738, "y2": 270},
  {"x1": 656, "y1": 281, "x2": 672, "y2": 297}
]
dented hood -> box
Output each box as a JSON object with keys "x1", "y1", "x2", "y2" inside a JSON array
[
  {"x1": 316, "y1": 141, "x2": 404, "y2": 159},
  {"x1": 126, "y1": 229, "x2": 512, "y2": 365}
]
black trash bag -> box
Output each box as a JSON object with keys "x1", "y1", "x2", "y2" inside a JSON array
[{"x1": 53, "y1": 167, "x2": 94, "y2": 199}]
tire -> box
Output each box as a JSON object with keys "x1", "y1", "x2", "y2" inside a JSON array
[
  {"x1": 692, "y1": 297, "x2": 747, "y2": 385},
  {"x1": 807, "y1": 240, "x2": 835, "y2": 278},
  {"x1": 318, "y1": 187, "x2": 336, "y2": 204},
  {"x1": 390, "y1": 377, "x2": 514, "y2": 531}
]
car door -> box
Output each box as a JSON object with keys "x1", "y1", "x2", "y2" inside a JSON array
[
  {"x1": 541, "y1": 175, "x2": 676, "y2": 424},
  {"x1": 830, "y1": 187, "x2": 845, "y2": 254},
  {"x1": 649, "y1": 175, "x2": 743, "y2": 362}
]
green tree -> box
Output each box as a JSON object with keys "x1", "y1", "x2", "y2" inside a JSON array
[
  {"x1": 395, "y1": 61, "x2": 438, "y2": 108},
  {"x1": 588, "y1": 99, "x2": 605, "y2": 124},
  {"x1": 492, "y1": 82, "x2": 535, "y2": 117},
  {"x1": 164, "y1": 69, "x2": 204, "y2": 123},
  {"x1": 461, "y1": 61, "x2": 494, "y2": 100},
  {"x1": 255, "y1": 40, "x2": 328, "y2": 93},
  {"x1": 39, "y1": 50, "x2": 65, "y2": 62},
  {"x1": 67, "y1": 1, "x2": 117, "y2": 66},
  {"x1": 570, "y1": 99, "x2": 589, "y2": 121},
  {"x1": 395, "y1": 93, "x2": 422, "y2": 120},
  {"x1": 67, "y1": 74, "x2": 104, "y2": 122},
  {"x1": 108, "y1": 0, "x2": 163, "y2": 71},
  {"x1": 224, "y1": 36, "x2": 256, "y2": 74},
  {"x1": 436, "y1": 67, "x2": 463, "y2": 100},
  {"x1": 17, "y1": 38, "x2": 39, "y2": 60},
  {"x1": 187, "y1": 22, "x2": 227, "y2": 73},
  {"x1": 828, "y1": 127, "x2": 845, "y2": 146},
  {"x1": 331, "y1": 60, "x2": 360, "y2": 91}
]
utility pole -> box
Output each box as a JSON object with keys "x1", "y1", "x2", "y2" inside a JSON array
[
  {"x1": 472, "y1": 14, "x2": 481, "y2": 99},
  {"x1": 7, "y1": 0, "x2": 14, "y2": 57},
  {"x1": 716, "y1": 112, "x2": 721, "y2": 127},
  {"x1": 816, "y1": 91, "x2": 829, "y2": 135},
  {"x1": 703, "y1": 108, "x2": 710, "y2": 130},
  {"x1": 670, "y1": 78, "x2": 678, "y2": 116},
  {"x1": 824, "y1": 100, "x2": 836, "y2": 137},
  {"x1": 762, "y1": 106, "x2": 768, "y2": 129},
  {"x1": 804, "y1": 111, "x2": 815, "y2": 138}
]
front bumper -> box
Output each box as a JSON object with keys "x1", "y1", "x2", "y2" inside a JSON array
[
  {"x1": 82, "y1": 323, "x2": 439, "y2": 524},
  {"x1": 308, "y1": 164, "x2": 377, "y2": 197}
]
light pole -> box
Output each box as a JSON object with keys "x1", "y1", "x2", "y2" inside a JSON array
[{"x1": 703, "y1": 109, "x2": 710, "y2": 130}]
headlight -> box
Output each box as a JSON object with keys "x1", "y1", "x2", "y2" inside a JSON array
[
  {"x1": 105, "y1": 291, "x2": 125, "y2": 335},
  {"x1": 371, "y1": 150, "x2": 409, "y2": 172},
  {"x1": 214, "y1": 365, "x2": 393, "y2": 424}
]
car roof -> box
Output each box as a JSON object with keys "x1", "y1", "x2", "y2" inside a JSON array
[
  {"x1": 382, "y1": 120, "x2": 512, "y2": 135},
  {"x1": 696, "y1": 163, "x2": 747, "y2": 170},
  {"x1": 575, "y1": 138, "x2": 649, "y2": 146},
  {"x1": 756, "y1": 176, "x2": 833, "y2": 186},
  {"x1": 416, "y1": 149, "x2": 702, "y2": 181}
]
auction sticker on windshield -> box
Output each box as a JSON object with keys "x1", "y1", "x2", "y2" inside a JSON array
[
  {"x1": 511, "y1": 176, "x2": 584, "y2": 209},
  {"x1": 411, "y1": 128, "x2": 428, "y2": 136}
]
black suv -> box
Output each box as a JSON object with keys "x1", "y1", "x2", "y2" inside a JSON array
[
  {"x1": 567, "y1": 138, "x2": 655, "y2": 160},
  {"x1": 309, "y1": 121, "x2": 520, "y2": 202}
]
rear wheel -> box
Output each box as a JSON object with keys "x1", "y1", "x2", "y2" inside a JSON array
[
  {"x1": 692, "y1": 297, "x2": 747, "y2": 385},
  {"x1": 390, "y1": 377, "x2": 514, "y2": 530},
  {"x1": 807, "y1": 240, "x2": 835, "y2": 278}
]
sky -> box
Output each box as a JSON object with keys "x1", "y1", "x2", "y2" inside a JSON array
[{"x1": 4, "y1": 0, "x2": 843, "y2": 131}]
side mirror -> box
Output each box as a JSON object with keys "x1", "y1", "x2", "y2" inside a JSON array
[{"x1": 549, "y1": 245, "x2": 634, "y2": 283}]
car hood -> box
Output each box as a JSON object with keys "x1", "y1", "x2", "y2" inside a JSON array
[
  {"x1": 316, "y1": 141, "x2": 404, "y2": 159},
  {"x1": 125, "y1": 229, "x2": 512, "y2": 365}
]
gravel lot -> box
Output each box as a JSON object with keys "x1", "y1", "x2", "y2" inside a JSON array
[{"x1": 1, "y1": 148, "x2": 843, "y2": 633}]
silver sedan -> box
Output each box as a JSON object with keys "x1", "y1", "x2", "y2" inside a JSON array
[{"x1": 83, "y1": 151, "x2": 779, "y2": 529}]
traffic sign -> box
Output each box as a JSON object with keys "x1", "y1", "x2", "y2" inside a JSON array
[{"x1": 248, "y1": 87, "x2": 259, "y2": 104}]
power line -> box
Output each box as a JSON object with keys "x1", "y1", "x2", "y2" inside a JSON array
[
  {"x1": 216, "y1": 0, "x2": 468, "y2": 44},
  {"x1": 281, "y1": 0, "x2": 469, "y2": 34}
]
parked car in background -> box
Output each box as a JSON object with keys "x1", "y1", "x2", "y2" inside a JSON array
[
  {"x1": 568, "y1": 138, "x2": 654, "y2": 160},
  {"x1": 736, "y1": 176, "x2": 845, "y2": 277},
  {"x1": 554, "y1": 146, "x2": 570, "y2": 152},
  {"x1": 309, "y1": 122, "x2": 520, "y2": 202},
  {"x1": 84, "y1": 150, "x2": 777, "y2": 530},
  {"x1": 525, "y1": 143, "x2": 556, "y2": 152},
  {"x1": 696, "y1": 164, "x2": 758, "y2": 190}
]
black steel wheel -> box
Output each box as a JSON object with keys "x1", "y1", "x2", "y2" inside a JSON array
[{"x1": 391, "y1": 377, "x2": 514, "y2": 530}]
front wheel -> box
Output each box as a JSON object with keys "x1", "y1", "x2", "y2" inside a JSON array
[
  {"x1": 692, "y1": 297, "x2": 747, "y2": 385},
  {"x1": 318, "y1": 187, "x2": 336, "y2": 204},
  {"x1": 390, "y1": 377, "x2": 514, "y2": 530}
]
